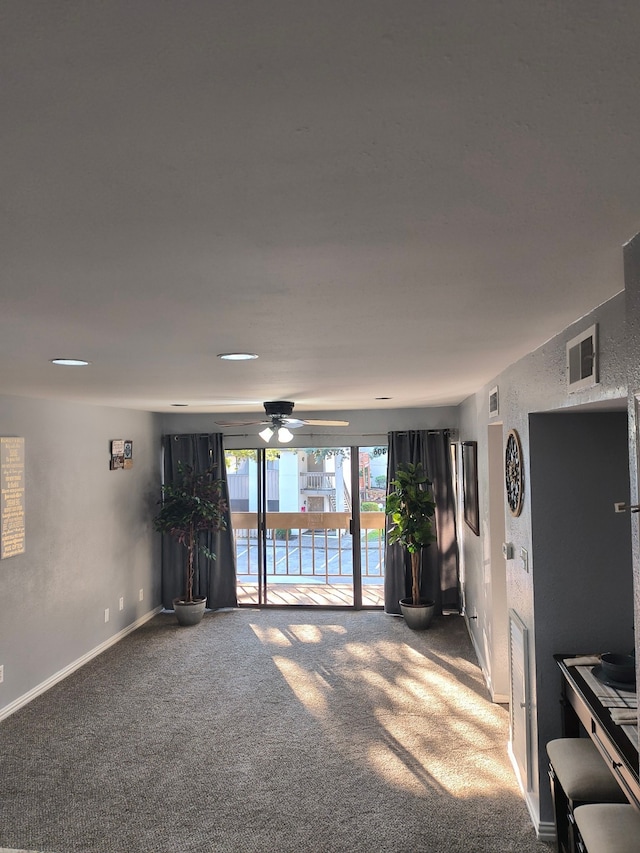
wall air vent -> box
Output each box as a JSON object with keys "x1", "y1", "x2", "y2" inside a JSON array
[
  {"x1": 508, "y1": 609, "x2": 531, "y2": 792},
  {"x1": 566, "y1": 324, "x2": 598, "y2": 392}
]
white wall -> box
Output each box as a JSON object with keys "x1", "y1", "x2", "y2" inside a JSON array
[{"x1": 0, "y1": 395, "x2": 161, "y2": 718}]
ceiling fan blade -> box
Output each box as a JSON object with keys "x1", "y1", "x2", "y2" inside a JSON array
[
  {"x1": 215, "y1": 401, "x2": 349, "y2": 430},
  {"x1": 301, "y1": 418, "x2": 350, "y2": 427},
  {"x1": 214, "y1": 419, "x2": 267, "y2": 426}
]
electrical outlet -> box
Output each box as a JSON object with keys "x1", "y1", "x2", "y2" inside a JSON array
[
  {"x1": 139, "y1": 588, "x2": 144, "y2": 601},
  {"x1": 104, "y1": 608, "x2": 110, "y2": 623},
  {"x1": 119, "y1": 597, "x2": 124, "y2": 611},
  {"x1": 0, "y1": 664, "x2": 4, "y2": 684}
]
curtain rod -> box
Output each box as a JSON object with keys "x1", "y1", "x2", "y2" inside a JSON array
[
  {"x1": 219, "y1": 430, "x2": 453, "y2": 438},
  {"x1": 172, "y1": 433, "x2": 217, "y2": 439},
  {"x1": 170, "y1": 428, "x2": 455, "y2": 439},
  {"x1": 384, "y1": 429, "x2": 454, "y2": 436}
]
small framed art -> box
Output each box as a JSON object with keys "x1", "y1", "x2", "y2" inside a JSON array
[
  {"x1": 462, "y1": 441, "x2": 479, "y2": 535},
  {"x1": 489, "y1": 386, "x2": 499, "y2": 417}
]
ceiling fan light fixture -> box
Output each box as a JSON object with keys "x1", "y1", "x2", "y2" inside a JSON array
[
  {"x1": 259, "y1": 426, "x2": 274, "y2": 443},
  {"x1": 217, "y1": 352, "x2": 259, "y2": 361},
  {"x1": 277, "y1": 426, "x2": 294, "y2": 443}
]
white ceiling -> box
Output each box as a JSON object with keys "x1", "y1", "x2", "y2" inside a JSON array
[{"x1": 2, "y1": 2, "x2": 639, "y2": 416}]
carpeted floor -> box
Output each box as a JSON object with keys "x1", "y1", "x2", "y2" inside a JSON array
[{"x1": 0, "y1": 609, "x2": 552, "y2": 852}]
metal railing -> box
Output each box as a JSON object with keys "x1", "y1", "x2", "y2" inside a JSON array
[
  {"x1": 231, "y1": 510, "x2": 385, "y2": 584},
  {"x1": 299, "y1": 472, "x2": 335, "y2": 491}
]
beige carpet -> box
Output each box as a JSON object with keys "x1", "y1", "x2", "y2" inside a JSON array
[{"x1": 0, "y1": 609, "x2": 552, "y2": 852}]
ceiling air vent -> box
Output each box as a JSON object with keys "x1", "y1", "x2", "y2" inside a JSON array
[{"x1": 566, "y1": 323, "x2": 598, "y2": 392}]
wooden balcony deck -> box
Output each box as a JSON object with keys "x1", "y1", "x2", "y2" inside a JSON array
[
  {"x1": 237, "y1": 580, "x2": 384, "y2": 607},
  {"x1": 232, "y1": 510, "x2": 385, "y2": 607}
]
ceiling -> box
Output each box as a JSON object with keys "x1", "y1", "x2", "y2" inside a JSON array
[{"x1": 2, "y1": 2, "x2": 640, "y2": 416}]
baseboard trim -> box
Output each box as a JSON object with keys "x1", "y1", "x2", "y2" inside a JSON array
[
  {"x1": 0, "y1": 607, "x2": 162, "y2": 722},
  {"x1": 463, "y1": 615, "x2": 509, "y2": 703},
  {"x1": 506, "y1": 742, "x2": 556, "y2": 842},
  {"x1": 536, "y1": 820, "x2": 557, "y2": 843}
]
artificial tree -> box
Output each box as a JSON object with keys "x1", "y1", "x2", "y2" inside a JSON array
[
  {"x1": 386, "y1": 461, "x2": 436, "y2": 622},
  {"x1": 153, "y1": 462, "x2": 228, "y2": 623}
]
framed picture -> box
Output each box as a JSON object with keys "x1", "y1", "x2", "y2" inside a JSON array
[
  {"x1": 110, "y1": 439, "x2": 125, "y2": 470},
  {"x1": 110, "y1": 439, "x2": 133, "y2": 470},
  {"x1": 566, "y1": 323, "x2": 598, "y2": 392},
  {"x1": 123, "y1": 440, "x2": 133, "y2": 469},
  {"x1": 462, "y1": 441, "x2": 479, "y2": 535},
  {"x1": 489, "y1": 386, "x2": 499, "y2": 417}
]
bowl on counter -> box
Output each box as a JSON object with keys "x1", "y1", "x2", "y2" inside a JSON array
[{"x1": 600, "y1": 652, "x2": 636, "y2": 684}]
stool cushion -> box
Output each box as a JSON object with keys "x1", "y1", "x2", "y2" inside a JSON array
[
  {"x1": 574, "y1": 804, "x2": 640, "y2": 853},
  {"x1": 547, "y1": 738, "x2": 628, "y2": 803}
]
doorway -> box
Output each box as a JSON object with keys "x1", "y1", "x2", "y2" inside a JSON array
[{"x1": 225, "y1": 445, "x2": 387, "y2": 607}]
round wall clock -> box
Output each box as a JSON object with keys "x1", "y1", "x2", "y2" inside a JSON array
[{"x1": 505, "y1": 429, "x2": 524, "y2": 517}]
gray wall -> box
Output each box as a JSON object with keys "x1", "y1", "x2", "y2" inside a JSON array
[
  {"x1": 624, "y1": 234, "x2": 640, "y2": 668},
  {"x1": 458, "y1": 288, "x2": 628, "y2": 833},
  {"x1": 1, "y1": 269, "x2": 636, "y2": 838},
  {"x1": 529, "y1": 411, "x2": 633, "y2": 819},
  {"x1": 0, "y1": 395, "x2": 161, "y2": 716},
  {"x1": 1, "y1": 397, "x2": 460, "y2": 718}
]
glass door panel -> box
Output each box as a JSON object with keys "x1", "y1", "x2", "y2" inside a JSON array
[
  {"x1": 225, "y1": 449, "x2": 260, "y2": 605},
  {"x1": 358, "y1": 446, "x2": 386, "y2": 607},
  {"x1": 265, "y1": 447, "x2": 353, "y2": 606},
  {"x1": 226, "y1": 444, "x2": 387, "y2": 607}
]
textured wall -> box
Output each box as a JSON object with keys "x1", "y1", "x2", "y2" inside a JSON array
[
  {"x1": 624, "y1": 234, "x2": 640, "y2": 667},
  {"x1": 0, "y1": 395, "x2": 161, "y2": 715},
  {"x1": 459, "y1": 289, "x2": 628, "y2": 831}
]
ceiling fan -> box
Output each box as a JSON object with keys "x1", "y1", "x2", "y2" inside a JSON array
[{"x1": 215, "y1": 401, "x2": 349, "y2": 443}]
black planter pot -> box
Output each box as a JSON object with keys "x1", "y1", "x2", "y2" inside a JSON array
[
  {"x1": 399, "y1": 597, "x2": 436, "y2": 630},
  {"x1": 172, "y1": 597, "x2": 207, "y2": 626}
]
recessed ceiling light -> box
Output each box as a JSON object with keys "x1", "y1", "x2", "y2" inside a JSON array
[
  {"x1": 217, "y1": 352, "x2": 259, "y2": 361},
  {"x1": 50, "y1": 358, "x2": 91, "y2": 366}
]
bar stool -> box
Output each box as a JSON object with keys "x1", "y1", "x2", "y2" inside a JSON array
[
  {"x1": 547, "y1": 738, "x2": 628, "y2": 853},
  {"x1": 573, "y1": 803, "x2": 640, "y2": 852}
]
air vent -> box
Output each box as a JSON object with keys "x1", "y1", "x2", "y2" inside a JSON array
[
  {"x1": 509, "y1": 610, "x2": 531, "y2": 792},
  {"x1": 566, "y1": 324, "x2": 598, "y2": 392}
]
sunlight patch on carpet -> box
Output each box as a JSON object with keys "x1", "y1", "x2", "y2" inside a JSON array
[
  {"x1": 250, "y1": 622, "x2": 347, "y2": 647},
  {"x1": 272, "y1": 655, "x2": 330, "y2": 717},
  {"x1": 248, "y1": 624, "x2": 293, "y2": 647}
]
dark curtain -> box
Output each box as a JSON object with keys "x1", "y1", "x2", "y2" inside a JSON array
[
  {"x1": 161, "y1": 433, "x2": 237, "y2": 610},
  {"x1": 384, "y1": 430, "x2": 460, "y2": 616}
]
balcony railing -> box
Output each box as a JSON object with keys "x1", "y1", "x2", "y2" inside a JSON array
[
  {"x1": 299, "y1": 472, "x2": 335, "y2": 491},
  {"x1": 231, "y1": 511, "x2": 386, "y2": 584}
]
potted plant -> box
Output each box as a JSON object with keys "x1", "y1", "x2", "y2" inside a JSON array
[
  {"x1": 153, "y1": 462, "x2": 228, "y2": 626},
  {"x1": 385, "y1": 461, "x2": 436, "y2": 629}
]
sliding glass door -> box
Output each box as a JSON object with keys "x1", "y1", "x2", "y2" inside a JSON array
[{"x1": 225, "y1": 445, "x2": 386, "y2": 607}]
